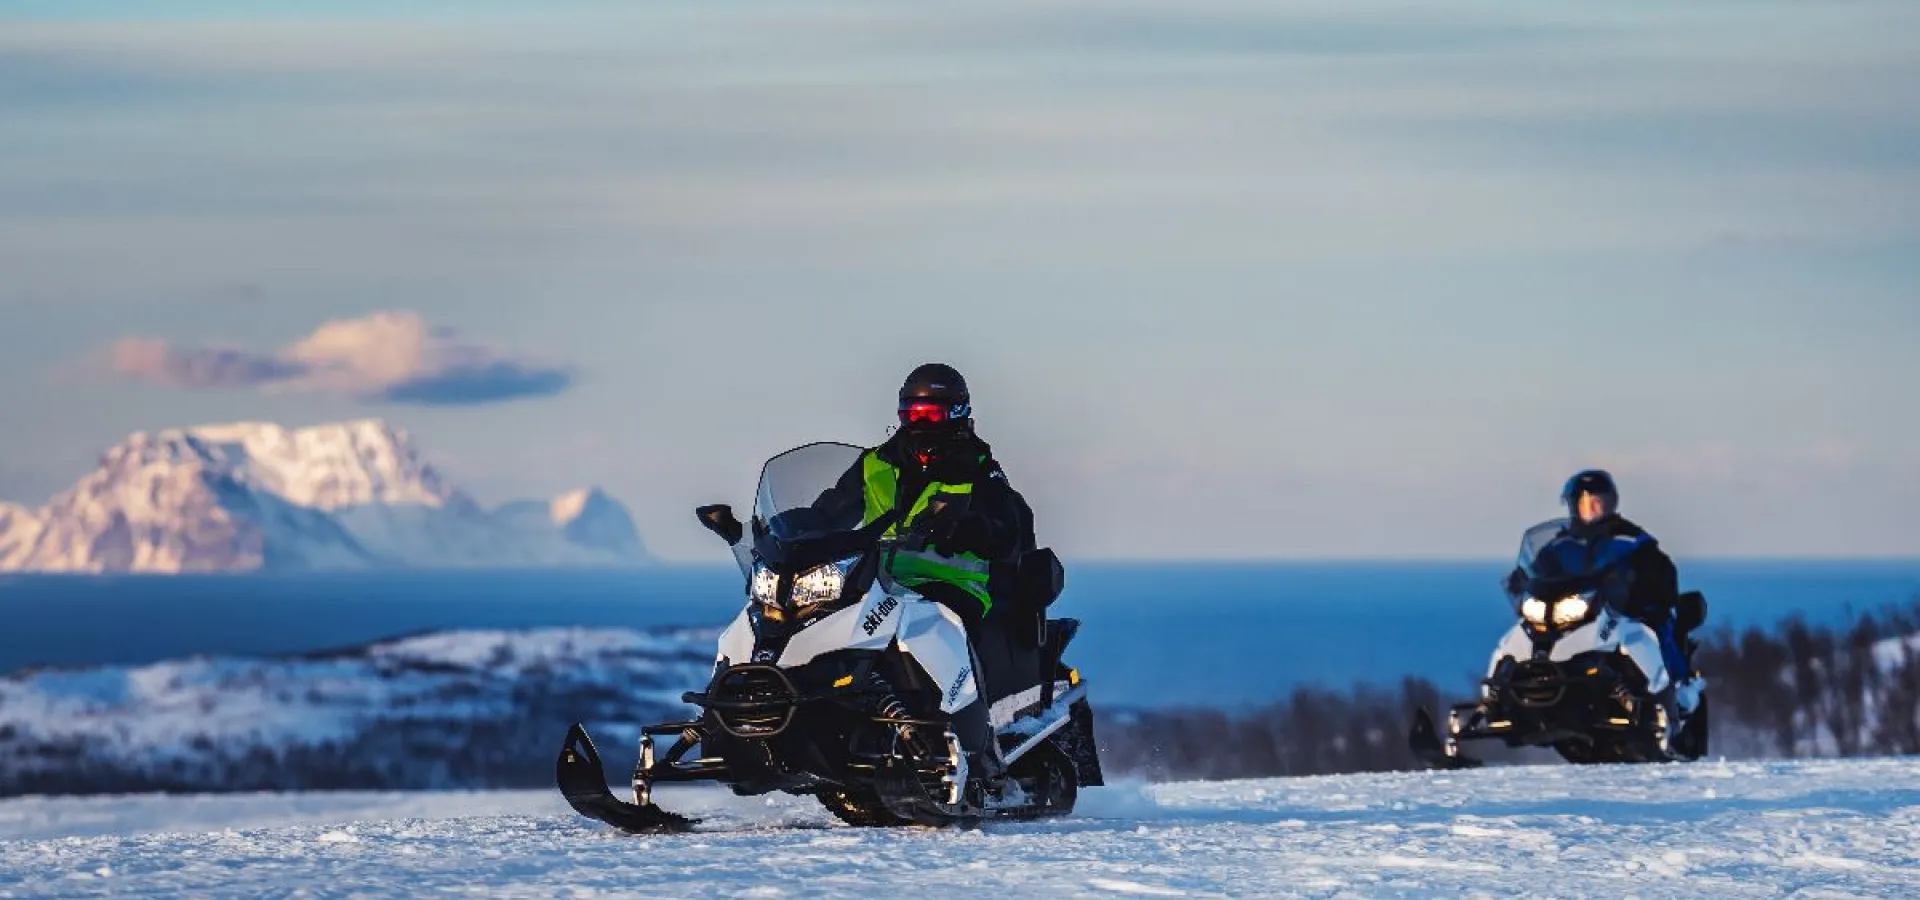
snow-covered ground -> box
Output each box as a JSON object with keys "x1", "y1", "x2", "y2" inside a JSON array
[
  {"x1": 0, "y1": 627, "x2": 716, "y2": 795},
  {"x1": 3, "y1": 757, "x2": 1917, "y2": 898}
]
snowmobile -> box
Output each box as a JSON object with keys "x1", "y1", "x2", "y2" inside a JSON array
[
  {"x1": 1409, "y1": 518, "x2": 1709, "y2": 768},
  {"x1": 556, "y1": 441, "x2": 1102, "y2": 833}
]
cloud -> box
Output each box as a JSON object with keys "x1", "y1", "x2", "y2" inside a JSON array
[
  {"x1": 104, "y1": 311, "x2": 573, "y2": 405},
  {"x1": 7, "y1": 0, "x2": 1916, "y2": 286},
  {"x1": 109, "y1": 337, "x2": 308, "y2": 389}
]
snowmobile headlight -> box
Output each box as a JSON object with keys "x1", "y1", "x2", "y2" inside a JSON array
[
  {"x1": 790, "y1": 557, "x2": 854, "y2": 608},
  {"x1": 1553, "y1": 593, "x2": 1594, "y2": 627},
  {"x1": 1520, "y1": 596, "x2": 1548, "y2": 626},
  {"x1": 750, "y1": 562, "x2": 781, "y2": 607}
]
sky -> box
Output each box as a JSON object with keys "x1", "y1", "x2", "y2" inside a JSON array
[{"x1": 2, "y1": 0, "x2": 1917, "y2": 561}]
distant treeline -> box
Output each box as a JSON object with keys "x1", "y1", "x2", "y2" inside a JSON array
[
  {"x1": 1096, "y1": 598, "x2": 1920, "y2": 781},
  {"x1": 1698, "y1": 601, "x2": 1920, "y2": 758}
]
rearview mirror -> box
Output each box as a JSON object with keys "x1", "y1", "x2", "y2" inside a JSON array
[{"x1": 695, "y1": 504, "x2": 744, "y2": 546}]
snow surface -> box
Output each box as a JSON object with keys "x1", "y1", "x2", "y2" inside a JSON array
[
  {"x1": 0, "y1": 420, "x2": 652, "y2": 572},
  {"x1": 2, "y1": 758, "x2": 1917, "y2": 897}
]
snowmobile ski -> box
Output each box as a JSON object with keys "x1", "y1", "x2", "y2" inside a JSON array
[
  {"x1": 557, "y1": 723, "x2": 699, "y2": 834},
  {"x1": 1409, "y1": 707, "x2": 1483, "y2": 770}
]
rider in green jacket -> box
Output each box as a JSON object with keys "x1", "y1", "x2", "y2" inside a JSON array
[{"x1": 810, "y1": 363, "x2": 1036, "y2": 628}]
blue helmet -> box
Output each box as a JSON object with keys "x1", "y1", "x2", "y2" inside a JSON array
[{"x1": 1561, "y1": 469, "x2": 1619, "y2": 522}]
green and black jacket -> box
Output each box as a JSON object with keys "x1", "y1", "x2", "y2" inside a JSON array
[{"x1": 810, "y1": 432, "x2": 1034, "y2": 613}]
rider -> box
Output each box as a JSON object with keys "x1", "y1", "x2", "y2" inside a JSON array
[
  {"x1": 811, "y1": 363, "x2": 1036, "y2": 624},
  {"x1": 1510, "y1": 470, "x2": 1694, "y2": 686},
  {"x1": 808, "y1": 363, "x2": 1036, "y2": 778}
]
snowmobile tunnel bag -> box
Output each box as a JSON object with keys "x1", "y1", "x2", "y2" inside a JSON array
[{"x1": 1012, "y1": 547, "x2": 1065, "y2": 614}]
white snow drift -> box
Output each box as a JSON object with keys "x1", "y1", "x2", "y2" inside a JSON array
[{"x1": 0, "y1": 419, "x2": 650, "y2": 572}]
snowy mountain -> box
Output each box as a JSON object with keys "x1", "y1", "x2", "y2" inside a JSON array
[
  {"x1": 0, "y1": 626, "x2": 717, "y2": 796},
  {"x1": 0, "y1": 420, "x2": 654, "y2": 572},
  {"x1": 0, "y1": 502, "x2": 42, "y2": 570},
  {"x1": 493, "y1": 487, "x2": 646, "y2": 561},
  {"x1": 4, "y1": 758, "x2": 1919, "y2": 897}
]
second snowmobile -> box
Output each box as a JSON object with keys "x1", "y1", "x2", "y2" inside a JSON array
[
  {"x1": 1410, "y1": 517, "x2": 1709, "y2": 768},
  {"x1": 556, "y1": 441, "x2": 1102, "y2": 833}
]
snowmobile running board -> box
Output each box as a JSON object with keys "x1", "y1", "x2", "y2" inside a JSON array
[
  {"x1": 1000, "y1": 683, "x2": 1087, "y2": 768},
  {"x1": 557, "y1": 723, "x2": 700, "y2": 834}
]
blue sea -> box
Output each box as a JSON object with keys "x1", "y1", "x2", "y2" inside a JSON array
[{"x1": 3, "y1": 561, "x2": 1917, "y2": 708}]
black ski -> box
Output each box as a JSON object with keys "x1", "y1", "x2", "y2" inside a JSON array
[{"x1": 557, "y1": 723, "x2": 700, "y2": 834}]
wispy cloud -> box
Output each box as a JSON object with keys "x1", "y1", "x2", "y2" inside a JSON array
[{"x1": 102, "y1": 311, "x2": 573, "y2": 406}]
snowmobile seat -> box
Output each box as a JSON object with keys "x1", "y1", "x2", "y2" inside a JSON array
[
  {"x1": 947, "y1": 547, "x2": 1068, "y2": 708},
  {"x1": 972, "y1": 606, "x2": 1045, "y2": 707}
]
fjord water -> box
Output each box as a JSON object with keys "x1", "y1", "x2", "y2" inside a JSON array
[{"x1": 3, "y1": 561, "x2": 1917, "y2": 708}]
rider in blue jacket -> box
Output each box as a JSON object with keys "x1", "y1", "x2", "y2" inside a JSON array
[{"x1": 1507, "y1": 470, "x2": 1693, "y2": 682}]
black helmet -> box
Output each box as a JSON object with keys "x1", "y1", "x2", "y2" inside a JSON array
[
  {"x1": 1561, "y1": 469, "x2": 1619, "y2": 525},
  {"x1": 897, "y1": 363, "x2": 971, "y2": 425},
  {"x1": 896, "y1": 363, "x2": 972, "y2": 467},
  {"x1": 899, "y1": 362, "x2": 968, "y2": 403}
]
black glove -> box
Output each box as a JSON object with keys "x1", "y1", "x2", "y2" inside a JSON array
[
  {"x1": 930, "y1": 512, "x2": 990, "y2": 557},
  {"x1": 1502, "y1": 566, "x2": 1527, "y2": 597},
  {"x1": 914, "y1": 503, "x2": 985, "y2": 557}
]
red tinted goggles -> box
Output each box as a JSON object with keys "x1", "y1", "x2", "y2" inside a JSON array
[{"x1": 898, "y1": 401, "x2": 964, "y2": 425}]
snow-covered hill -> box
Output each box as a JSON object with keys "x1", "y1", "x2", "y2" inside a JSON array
[
  {"x1": 0, "y1": 420, "x2": 653, "y2": 572},
  {"x1": 3, "y1": 758, "x2": 1917, "y2": 897},
  {"x1": 0, "y1": 627, "x2": 717, "y2": 795}
]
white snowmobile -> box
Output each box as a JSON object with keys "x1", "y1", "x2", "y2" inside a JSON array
[
  {"x1": 1410, "y1": 518, "x2": 1709, "y2": 768},
  {"x1": 556, "y1": 441, "x2": 1102, "y2": 833}
]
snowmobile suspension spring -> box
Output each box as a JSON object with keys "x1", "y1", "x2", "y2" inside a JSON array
[{"x1": 870, "y1": 673, "x2": 926, "y2": 756}]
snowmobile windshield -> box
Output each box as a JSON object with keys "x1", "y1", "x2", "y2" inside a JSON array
[
  {"x1": 1513, "y1": 517, "x2": 1644, "y2": 611},
  {"x1": 1516, "y1": 518, "x2": 1574, "y2": 579},
  {"x1": 1516, "y1": 518, "x2": 1643, "y2": 580},
  {"x1": 749, "y1": 442, "x2": 897, "y2": 573},
  {"x1": 754, "y1": 442, "x2": 865, "y2": 535}
]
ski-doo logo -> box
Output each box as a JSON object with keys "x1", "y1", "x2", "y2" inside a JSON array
[
  {"x1": 948, "y1": 667, "x2": 971, "y2": 704},
  {"x1": 1598, "y1": 611, "x2": 1618, "y2": 643},
  {"x1": 862, "y1": 596, "x2": 900, "y2": 636}
]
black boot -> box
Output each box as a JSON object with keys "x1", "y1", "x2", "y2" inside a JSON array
[{"x1": 950, "y1": 697, "x2": 1006, "y2": 781}]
